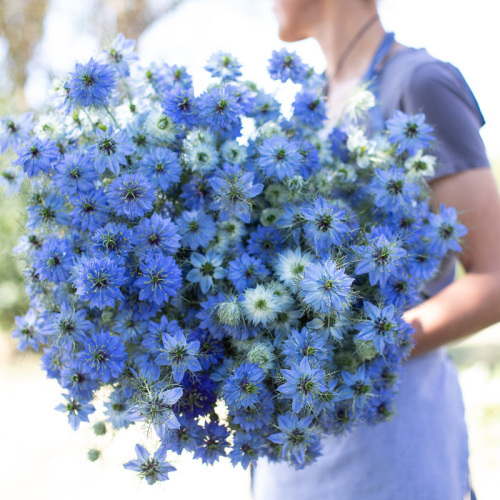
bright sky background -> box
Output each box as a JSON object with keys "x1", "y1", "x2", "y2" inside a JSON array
[{"x1": 23, "y1": 0, "x2": 500, "y2": 158}]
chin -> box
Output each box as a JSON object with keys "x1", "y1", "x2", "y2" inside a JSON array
[
  {"x1": 277, "y1": 26, "x2": 310, "y2": 43},
  {"x1": 273, "y1": 0, "x2": 316, "y2": 43}
]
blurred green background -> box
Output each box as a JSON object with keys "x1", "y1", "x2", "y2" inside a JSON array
[{"x1": 0, "y1": 1, "x2": 499, "y2": 499}]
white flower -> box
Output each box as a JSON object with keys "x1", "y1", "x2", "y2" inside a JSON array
[
  {"x1": 260, "y1": 208, "x2": 282, "y2": 227},
  {"x1": 143, "y1": 107, "x2": 178, "y2": 146},
  {"x1": 344, "y1": 86, "x2": 376, "y2": 123},
  {"x1": 270, "y1": 308, "x2": 302, "y2": 338},
  {"x1": 184, "y1": 127, "x2": 217, "y2": 148},
  {"x1": 221, "y1": 140, "x2": 248, "y2": 165},
  {"x1": 185, "y1": 142, "x2": 219, "y2": 174},
  {"x1": 247, "y1": 341, "x2": 276, "y2": 371},
  {"x1": 217, "y1": 297, "x2": 243, "y2": 327},
  {"x1": 213, "y1": 219, "x2": 246, "y2": 253},
  {"x1": 307, "y1": 311, "x2": 351, "y2": 341},
  {"x1": 242, "y1": 285, "x2": 281, "y2": 326},
  {"x1": 275, "y1": 248, "x2": 314, "y2": 287},
  {"x1": 346, "y1": 128, "x2": 376, "y2": 169},
  {"x1": 265, "y1": 184, "x2": 289, "y2": 206},
  {"x1": 404, "y1": 151, "x2": 436, "y2": 178}
]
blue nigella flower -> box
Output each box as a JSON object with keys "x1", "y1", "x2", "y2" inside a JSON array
[
  {"x1": 340, "y1": 364, "x2": 372, "y2": 402},
  {"x1": 223, "y1": 361, "x2": 265, "y2": 410},
  {"x1": 368, "y1": 167, "x2": 417, "y2": 213},
  {"x1": 163, "y1": 87, "x2": 198, "y2": 128},
  {"x1": 107, "y1": 173, "x2": 155, "y2": 220},
  {"x1": 277, "y1": 357, "x2": 326, "y2": 413},
  {"x1": 386, "y1": 110, "x2": 434, "y2": 156},
  {"x1": 43, "y1": 301, "x2": 92, "y2": 344},
  {"x1": 424, "y1": 204, "x2": 468, "y2": 258},
  {"x1": 34, "y1": 237, "x2": 74, "y2": 284},
  {"x1": 123, "y1": 444, "x2": 176, "y2": 485},
  {"x1": 302, "y1": 197, "x2": 349, "y2": 252},
  {"x1": 70, "y1": 188, "x2": 109, "y2": 232},
  {"x1": 354, "y1": 302, "x2": 398, "y2": 355},
  {"x1": 133, "y1": 351, "x2": 161, "y2": 382},
  {"x1": 41, "y1": 346, "x2": 67, "y2": 379},
  {"x1": 100, "y1": 33, "x2": 138, "y2": 77},
  {"x1": 229, "y1": 431, "x2": 264, "y2": 470},
  {"x1": 188, "y1": 328, "x2": 225, "y2": 370},
  {"x1": 249, "y1": 90, "x2": 281, "y2": 125},
  {"x1": 292, "y1": 89, "x2": 327, "y2": 130},
  {"x1": 227, "y1": 253, "x2": 269, "y2": 292},
  {"x1": 127, "y1": 387, "x2": 183, "y2": 439},
  {"x1": 268, "y1": 48, "x2": 309, "y2": 84},
  {"x1": 134, "y1": 254, "x2": 182, "y2": 306},
  {"x1": 297, "y1": 140, "x2": 321, "y2": 178},
  {"x1": 68, "y1": 57, "x2": 116, "y2": 107},
  {"x1": 173, "y1": 372, "x2": 217, "y2": 419},
  {"x1": 186, "y1": 250, "x2": 227, "y2": 293},
  {"x1": 193, "y1": 421, "x2": 230, "y2": 465},
  {"x1": 328, "y1": 127, "x2": 349, "y2": 162},
  {"x1": 258, "y1": 136, "x2": 302, "y2": 180},
  {"x1": 53, "y1": 152, "x2": 98, "y2": 195},
  {"x1": 155, "y1": 331, "x2": 202, "y2": 383},
  {"x1": 197, "y1": 85, "x2": 243, "y2": 135},
  {"x1": 177, "y1": 210, "x2": 217, "y2": 250},
  {"x1": 382, "y1": 275, "x2": 421, "y2": 310},
  {"x1": 74, "y1": 257, "x2": 127, "y2": 309},
  {"x1": 300, "y1": 259, "x2": 353, "y2": 314},
  {"x1": 132, "y1": 213, "x2": 181, "y2": 261},
  {"x1": 60, "y1": 360, "x2": 99, "y2": 400},
  {"x1": 87, "y1": 126, "x2": 135, "y2": 176},
  {"x1": 166, "y1": 415, "x2": 203, "y2": 454},
  {"x1": 180, "y1": 177, "x2": 213, "y2": 210},
  {"x1": 11, "y1": 308, "x2": 44, "y2": 351},
  {"x1": 26, "y1": 191, "x2": 70, "y2": 229},
  {"x1": 0, "y1": 112, "x2": 33, "y2": 153},
  {"x1": 406, "y1": 240, "x2": 441, "y2": 281},
  {"x1": 139, "y1": 147, "x2": 182, "y2": 191},
  {"x1": 143, "y1": 315, "x2": 182, "y2": 353},
  {"x1": 354, "y1": 233, "x2": 407, "y2": 288},
  {"x1": 281, "y1": 327, "x2": 329, "y2": 366},
  {"x1": 78, "y1": 330, "x2": 127, "y2": 383},
  {"x1": 268, "y1": 412, "x2": 318, "y2": 466},
  {"x1": 113, "y1": 310, "x2": 148, "y2": 341},
  {"x1": 246, "y1": 225, "x2": 283, "y2": 264},
  {"x1": 230, "y1": 390, "x2": 274, "y2": 431},
  {"x1": 14, "y1": 137, "x2": 59, "y2": 177},
  {"x1": 209, "y1": 164, "x2": 264, "y2": 223},
  {"x1": 104, "y1": 388, "x2": 132, "y2": 429},
  {"x1": 55, "y1": 393, "x2": 95, "y2": 431},
  {"x1": 205, "y1": 51, "x2": 243, "y2": 82},
  {"x1": 90, "y1": 222, "x2": 133, "y2": 264},
  {"x1": 0, "y1": 165, "x2": 25, "y2": 196}
]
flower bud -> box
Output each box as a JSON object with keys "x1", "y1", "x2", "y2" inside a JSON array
[
  {"x1": 217, "y1": 298, "x2": 242, "y2": 327},
  {"x1": 88, "y1": 449, "x2": 101, "y2": 462}
]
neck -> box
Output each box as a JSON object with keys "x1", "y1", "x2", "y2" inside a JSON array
[{"x1": 312, "y1": 1, "x2": 386, "y2": 83}]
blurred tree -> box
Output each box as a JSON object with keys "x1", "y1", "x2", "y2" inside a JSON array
[
  {"x1": 111, "y1": 0, "x2": 187, "y2": 40},
  {"x1": 0, "y1": 0, "x2": 50, "y2": 110}
]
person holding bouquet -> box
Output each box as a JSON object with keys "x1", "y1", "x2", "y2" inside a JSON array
[{"x1": 252, "y1": 1, "x2": 500, "y2": 499}]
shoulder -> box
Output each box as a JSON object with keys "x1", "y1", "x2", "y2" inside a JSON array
[{"x1": 380, "y1": 47, "x2": 484, "y2": 124}]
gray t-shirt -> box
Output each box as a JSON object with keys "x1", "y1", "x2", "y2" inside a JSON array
[{"x1": 377, "y1": 47, "x2": 490, "y2": 297}]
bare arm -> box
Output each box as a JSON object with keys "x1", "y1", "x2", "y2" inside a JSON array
[{"x1": 404, "y1": 167, "x2": 500, "y2": 356}]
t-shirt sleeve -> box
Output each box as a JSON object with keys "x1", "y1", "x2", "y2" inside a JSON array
[{"x1": 400, "y1": 60, "x2": 490, "y2": 180}]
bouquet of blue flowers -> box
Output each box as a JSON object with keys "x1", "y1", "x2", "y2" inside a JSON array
[{"x1": 1, "y1": 34, "x2": 467, "y2": 484}]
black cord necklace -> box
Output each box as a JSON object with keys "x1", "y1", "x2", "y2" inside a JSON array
[{"x1": 328, "y1": 13, "x2": 380, "y2": 85}]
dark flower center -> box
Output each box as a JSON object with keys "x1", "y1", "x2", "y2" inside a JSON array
[
  {"x1": 98, "y1": 138, "x2": 117, "y2": 155},
  {"x1": 404, "y1": 122, "x2": 419, "y2": 137},
  {"x1": 275, "y1": 148, "x2": 286, "y2": 161}
]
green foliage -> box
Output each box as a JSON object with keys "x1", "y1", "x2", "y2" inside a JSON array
[{"x1": 0, "y1": 155, "x2": 28, "y2": 334}]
